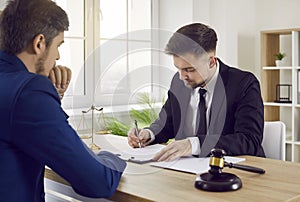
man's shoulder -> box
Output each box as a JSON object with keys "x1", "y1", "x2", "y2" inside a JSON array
[
  {"x1": 221, "y1": 63, "x2": 258, "y2": 84},
  {"x1": 169, "y1": 72, "x2": 187, "y2": 91},
  {"x1": 10, "y1": 72, "x2": 58, "y2": 102},
  {"x1": 1, "y1": 70, "x2": 51, "y2": 88},
  {"x1": 171, "y1": 72, "x2": 180, "y2": 82},
  {"x1": 23, "y1": 73, "x2": 54, "y2": 89}
]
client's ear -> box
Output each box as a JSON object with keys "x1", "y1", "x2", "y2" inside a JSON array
[{"x1": 32, "y1": 34, "x2": 46, "y2": 55}]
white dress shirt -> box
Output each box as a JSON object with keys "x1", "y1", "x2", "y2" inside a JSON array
[{"x1": 188, "y1": 62, "x2": 219, "y2": 155}]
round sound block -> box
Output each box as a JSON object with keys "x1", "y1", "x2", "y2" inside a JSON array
[{"x1": 195, "y1": 172, "x2": 242, "y2": 192}]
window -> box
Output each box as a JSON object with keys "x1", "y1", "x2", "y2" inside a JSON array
[{"x1": 54, "y1": 0, "x2": 159, "y2": 109}]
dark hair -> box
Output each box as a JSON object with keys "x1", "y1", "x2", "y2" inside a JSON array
[
  {"x1": 165, "y1": 23, "x2": 218, "y2": 56},
  {"x1": 0, "y1": 0, "x2": 69, "y2": 54}
]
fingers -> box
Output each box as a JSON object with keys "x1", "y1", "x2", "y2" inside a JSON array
[
  {"x1": 49, "y1": 65, "x2": 72, "y2": 95},
  {"x1": 152, "y1": 139, "x2": 192, "y2": 162},
  {"x1": 138, "y1": 129, "x2": 150, "y2": 146},
  {"x1": 65, "y1": 67, "x2": 72, "y2": 87},
  {"x1": 127, "y1": 128, "x2": 150, "y2": 148},
  {"x1": 152, "y1": 145, "x2": 180, "y2": 162},
  {"x1": 56, "y1": 65, "x2": 71, "y2": 89},
  {"x1": 48, "y1": 69, "x2": 56, "y2": 85},
  {"x1": 127, "y1": 128, "x2": 140, "y2": 148},
  {"x1": 50, "y1": 66, "x2": 62, "y2": 88}
]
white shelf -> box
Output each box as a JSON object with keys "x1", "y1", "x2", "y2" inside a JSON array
[
  {"x1": 261, "y1": 28, "x2": 300, "y2": 162},
  {"x1": 262, "y1": 66, "x2": 292, "y2": 70},
  {"x1": 264, "y1": 102, "x2": 292, "y2": 107}
]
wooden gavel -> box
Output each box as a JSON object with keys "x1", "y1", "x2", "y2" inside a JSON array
[
  {"x1": 209, "y1": 148, "x2": 265, "y2": 175},
  {"x1": 195, "y1": 148, "x2": 265, "y2": 192}
]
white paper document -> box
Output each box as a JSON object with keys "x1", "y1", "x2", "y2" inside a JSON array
[
  {"x1": 115, "y1": 144, "x2": 165, "y2": 164},
  {"x1": 150, "y1": 156, "x2": 245, "y2": 174}
]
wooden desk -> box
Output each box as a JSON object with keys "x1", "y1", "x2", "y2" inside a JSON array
[{"x1": 45, "y1": 135, "x2": 300, "y2": 201}]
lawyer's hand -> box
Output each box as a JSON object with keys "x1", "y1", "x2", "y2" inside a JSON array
[
  {"x1": 127, "y1": 128, "x2": 151, "y2": 148},
  {"x1": 152, "y1": 139, "x2": 192, "y2": 162},
  {"x1": 49, "y1": 65, "x2": 72, "y2": 98}
]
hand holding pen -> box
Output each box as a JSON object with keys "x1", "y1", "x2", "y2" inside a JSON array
[
  {"x1": 127, "y1": 121, "x2": 151, "y2": 148},
  {"x1": 134, "y1": 120, "x2": 142, "y2": 148}
]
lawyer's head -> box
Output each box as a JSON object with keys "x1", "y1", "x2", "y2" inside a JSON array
[{"x1": 165, "y1": 23, "x2": 218, "y2": 88}]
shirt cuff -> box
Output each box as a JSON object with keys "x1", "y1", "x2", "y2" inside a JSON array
[
  {"x1": 188, "y1": 137, "x2": 200, "y2": 156},
  {"x1": 143, "y1": 129, "x2": 155, "y2": 145}
]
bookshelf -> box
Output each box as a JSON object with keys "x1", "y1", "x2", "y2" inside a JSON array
[{"x1": 261, "y1": 28, "x2": 300, "y2": 162}]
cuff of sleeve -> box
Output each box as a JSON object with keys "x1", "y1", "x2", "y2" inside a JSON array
[
  {"x1": 143, "y1": 129, "x2": 155, "y2": 145},
  {"x1": 188, "y1": 137, "x2": 200, "y2": 156},
  {"x1": 96, "y1": 151, "x2": 127, "y2": 172}
]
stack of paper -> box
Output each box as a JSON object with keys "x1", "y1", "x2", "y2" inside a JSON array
[
  {"x1": 150, "y1": 156, "x2": 245, "y2": 174},
  {"x1": 114, "y1": 143, "x2": 245, "y2": 174},
  {"x1": 114, "y1": 144, "x2": 165, "y2": 163}
]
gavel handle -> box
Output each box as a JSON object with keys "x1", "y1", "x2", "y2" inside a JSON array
[{"x1": 224, "y1": 162, "x2": 265, "y2": 174}]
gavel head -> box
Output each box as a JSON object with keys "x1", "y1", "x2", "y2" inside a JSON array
[{"x1": 209, "y1": 148, "x2": 226, "y2": 175}]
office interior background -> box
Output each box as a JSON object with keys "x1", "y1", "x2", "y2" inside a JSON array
[{"x1": 1, "y1": 0, "x2": 300, "y2": 161}]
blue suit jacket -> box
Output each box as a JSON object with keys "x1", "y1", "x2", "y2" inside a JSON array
[
  {"x1": 149, "y1": 59, "x2": 265, "y2": 157},
  {"x1": 0, "y1": 51, "x2": 126, "y2": 202}
]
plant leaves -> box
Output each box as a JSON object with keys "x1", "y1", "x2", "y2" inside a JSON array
[
  {"x1": 104, "y1": 93, "x2": 164, "y2": 136},
  {"x1": 105, "y1": 117, "x2": 130, "y2": 136}
]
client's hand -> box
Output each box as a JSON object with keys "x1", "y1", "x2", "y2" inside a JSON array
[
  {"x1": 152, "y1": 139, "x2": 192, "y2": 162},
  {"x1": 49, "y1": 65, "x2": 72, "y2": 99},
  {"x1": 127, "y1": 128, "x2": 151, "y2": 148}
]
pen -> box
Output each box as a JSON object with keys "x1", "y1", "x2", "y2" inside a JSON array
[{"x1": 134, "y1": 120, "x2": 141, "y2": 148}]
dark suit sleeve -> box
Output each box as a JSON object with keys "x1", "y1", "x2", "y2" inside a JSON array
[
  {"x1": 147, "y1": 73, "x2": 183, "y2": 144},
  {"x1": 198, "y1": 72, "x2": 265, "y2": 157},
  {"x1": 10, "y1": 76, "x2": 126, "y2": 198},
  {"x1": 147, "y1": 89, "x2": 176, "y2": 143}
]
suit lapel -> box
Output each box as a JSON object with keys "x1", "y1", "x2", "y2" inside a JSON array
[
  {"x1": 208, "y1": 59, "x2": 228, "y2": 135},
  {"x1": 178, "y1": 83, "x2": 191, "y2": 139},
  {"x1": 171, "y1": 74, "x2": 191, "y2": 140},
  {"x1": 208, "y1": 73, "x2": 227, "y2": 135}
]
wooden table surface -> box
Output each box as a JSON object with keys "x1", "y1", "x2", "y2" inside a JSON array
[{"x1": 45, "y1": 135, "x2": 300, "y2": 202}]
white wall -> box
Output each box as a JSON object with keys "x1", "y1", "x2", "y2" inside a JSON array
[
  {"x1": 253, "y1": 0, "x2": 300, "y2": 77},
  {"x1": 208, "y1": 0, "x2": 257, "y2": 73},
  {"x1": 159, "y1": 0, "x2": 300, "y2": 80},
  {"x1": 158, "y1": 0, "x2": 194, "y2": 89}
]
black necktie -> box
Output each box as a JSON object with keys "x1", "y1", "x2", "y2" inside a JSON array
[{"x1": 197, "y1": 88, "x2": 207, "y2": 135}]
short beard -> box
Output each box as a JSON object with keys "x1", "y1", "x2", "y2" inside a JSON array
[
  {"x1": 35, "y1": 49, "x2": 49, "y2": 76},
  {"x1": 184, "y1": 80, "x2": 206, "y2": 89}
]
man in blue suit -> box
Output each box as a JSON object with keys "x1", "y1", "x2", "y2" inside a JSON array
[
  {"x1": 128, "y1": 23, "x2": 265, "y2": 161},
  {"x1": 0, "y1": 0, "x2": 126, "y2": 201}
]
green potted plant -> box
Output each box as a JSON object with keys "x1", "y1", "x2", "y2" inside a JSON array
[
  {"x1": 104, "y1": 93, "x2": 164, "y2": 136},
  {"x1": 274, "y1": 52, "x2": 286, "y2": 67}
]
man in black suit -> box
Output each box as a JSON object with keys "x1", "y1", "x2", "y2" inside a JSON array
[{"x1": 128, "y1": 23, "x2": 265, "y2": 161}]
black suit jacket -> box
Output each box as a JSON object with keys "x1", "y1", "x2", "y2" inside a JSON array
[{"x1": 149, "y1": 59, "x2": 265, "y2": 157}]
